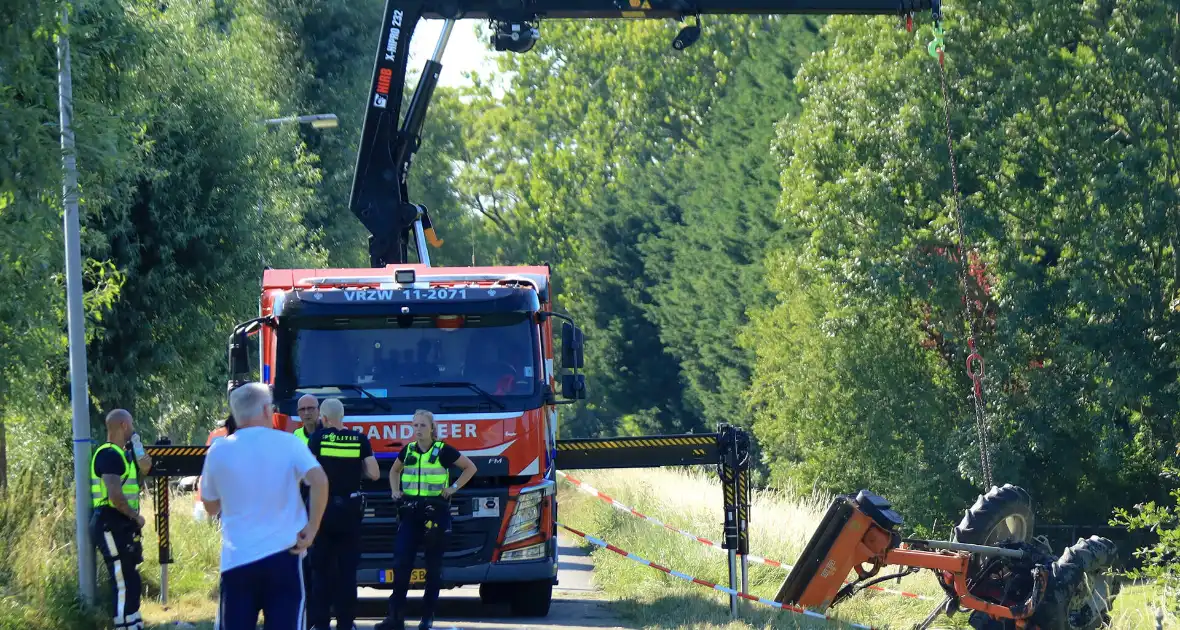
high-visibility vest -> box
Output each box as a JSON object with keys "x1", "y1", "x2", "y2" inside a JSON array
[
  {"x1": 294, "y1": 426, "x2": 310, "y2": 445},
  {"x1": 320, "y1": 431, "x2": 363, "y2": 459},
  {"x1": 90, "y1": 443, "x2": 140, "y2": 511},
  {"x1": 400, "y1": 441, "x2": 449, "y2": 497}
]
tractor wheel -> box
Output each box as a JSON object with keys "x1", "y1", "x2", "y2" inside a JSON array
[
  {"x1": 1030, "y1": 536, "x2": 1120, "y2": 630},
  {"x1": 952, "y1": 484, "x2": 1036, "y2": 578}
]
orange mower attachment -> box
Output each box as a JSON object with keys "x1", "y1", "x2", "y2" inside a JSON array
[{"x1": 773, "y1": 488, "x2": 1119, "y2": 630}]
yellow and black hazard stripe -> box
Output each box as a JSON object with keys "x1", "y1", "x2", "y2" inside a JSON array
[
  {"x1": 144, "y1": 446, "x2": 209, "y2": 457},
  {"x1": 153, "y1": 479, "x2": 173, "y2": 563},
  {"x1": 556, "y1": 435, "x2": 715, "y2": 450},
  {"x1": 556, "y1": 434, "x2": 721, "y2": 470},
  {"x1": 143, "y1": 445, "x2": 209, "y2": 477}
]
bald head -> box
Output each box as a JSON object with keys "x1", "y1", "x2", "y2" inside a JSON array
[
  {"x1": 105, "y1": 409, "x2": 133, "y2": 444},
  {"x1": 296, "y1": 394, "x2": 320, "y2": 431}
]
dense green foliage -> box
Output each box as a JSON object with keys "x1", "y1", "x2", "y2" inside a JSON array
[
  {"x1": 747, "y1": 0, "x2": 1180, "y2": 526},
  {"x1": 3, "y1": 0, "x2": 1179, "y2": 608},
  {"x1": 1112, "y1": 459, "x2": 1180, "y2": 613}
]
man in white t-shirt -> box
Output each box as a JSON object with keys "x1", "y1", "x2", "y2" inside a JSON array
[{"x1": 200, "y1": 382, "x2": 329, "y2": 630}]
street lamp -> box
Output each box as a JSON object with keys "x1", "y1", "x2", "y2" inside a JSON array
[
  {"x1": 257, "y1": 113, "x2": 338, "y2": 274},
  {"x1": 58, "y1": 2, "x2": 97, "y2": 605},
  {"x1": 261, "y1": 113, "x2": 338, "y2": 129},
  {"x1": 257, "y1": 112, "x2": 339, "y2": 216}
]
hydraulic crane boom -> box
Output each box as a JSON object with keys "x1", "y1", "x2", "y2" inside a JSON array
[
  {"x1": 416, "y1": 0, "x2": 936, "y2": 19},
  {"x1": 347, "y1": 0, "x2": 939, "y2": 268}
]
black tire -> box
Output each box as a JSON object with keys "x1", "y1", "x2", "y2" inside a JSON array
[
  {"x1": 479, "y1": 582, "x2": 511, "y2": 605},
  {"x1": 508, "y1": 579, "x2": 554, "y2": 617},
  {"x1": 1030, "y1": 536, "x2": 1120, "y2": 630},
  {"x1": 952, "y1": 484, "x2": 1036, "y2": 579},
  {"x1": 953, "y1": 484, "x2": 1036, "y2": 546}
]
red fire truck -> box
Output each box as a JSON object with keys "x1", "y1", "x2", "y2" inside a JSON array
[{"x1": 227, "y1": 263, "x2": 584, "y2": 614}]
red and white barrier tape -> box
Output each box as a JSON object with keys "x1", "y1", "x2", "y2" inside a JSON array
[
  {"x1": 556, "y1": 470, "x2": 934, "y2": 603},
  {"x1": 558, "y1": 521, "x2": 878, "y2": 629},
  {"x1": 557, "y1": 471, "x2": 741, "y2": 554}
]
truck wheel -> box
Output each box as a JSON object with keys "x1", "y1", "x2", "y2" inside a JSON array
[
  {"x1": 508, "y1": 579, "x2": 554, "y2": 617},
  {"x1": 952, "y1": 484, "x2": 1035, "y2": 579},
  {"x1": 479, "y1": 582, "x2": 511, "y2": 606}
]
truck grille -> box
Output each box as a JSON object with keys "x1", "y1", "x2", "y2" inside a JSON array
[{"x1": 359, "y1": 493, "x2": 498, "y2": 565}]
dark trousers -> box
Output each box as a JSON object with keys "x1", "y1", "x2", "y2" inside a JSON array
[
  {"x1": 92, "y1": 511, "x2": 143, "y2": 629},
  {"x1": 308, "y1": 496, "x2": 363, "y2": 630},
  {"x1": 301, "y1": 487, "x2": 313, "y2": 608},
  {"x1": 386, "y1": 501, "x2": 450, "y2": 625},
  {"x1": 217, "y1": 550, "x2": 305, "y2": 630}
]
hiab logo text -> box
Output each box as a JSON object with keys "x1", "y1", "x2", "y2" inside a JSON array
[{"x1": 372, "y1": 9, "x2": 404, "y2": 109}]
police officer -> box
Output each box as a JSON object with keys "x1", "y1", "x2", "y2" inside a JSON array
[
  {"x1": 90, "y1": 409, "x2": 152, "y2": 630},
  {"x1": 306, "y1": 398, "x2": 379, "y2": 630},
  {"x1": 295, "y1": 394, "x2": 321, "y2": 444},
  {"x1": 376, "y1": 410, "x2": 478, "y2": 630}
]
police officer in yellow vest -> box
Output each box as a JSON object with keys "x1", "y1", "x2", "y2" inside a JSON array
[
  {"x1": 90, "y1": 409, "x2": 152, "y2": 630},
  {"x1": 295, "y1": 393, "x2": 321, "y2": 444},
  {"x1": 306, "y1": 398, "x2": 378, "y2": 630},
  {"x1": 376, "y1": 410, "x2": 477, "y2": 630}
]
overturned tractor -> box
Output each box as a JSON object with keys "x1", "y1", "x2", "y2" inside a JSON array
[{"x1": 775, "y1": 485, "x2": 1119, "y2": 630}]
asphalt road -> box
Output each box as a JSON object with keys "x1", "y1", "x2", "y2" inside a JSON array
[{"x1": 352, "y1": 536, "x2": 632, "y2": 630}]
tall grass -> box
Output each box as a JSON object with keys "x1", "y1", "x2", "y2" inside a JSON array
[
  {"x1": 556, "y1": 468, "x2": 1176, "y2": 630},
  {"x1": 138, "y1": 489, "x2": 222, "y2": 626},
  {"x1": 0, "y1": 469, "x2": 108, "y2": 630},
  {"x1": 0, "y1": 470, "x2": 222, "y2": 630}
]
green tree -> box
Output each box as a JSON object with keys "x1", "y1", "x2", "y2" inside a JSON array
[
  {"x1": 752, "y1": 0, "x2": 1179, "y2": 525},
  {"x1": 0, "y1": 0, "x2": 70, "y2": 486},
  {"x1": 272, "y1": 0, "x2": 383, "y2": 267},
  {"x1": 0, "y1": 0, "x2": 135, "y2": 478},
  {"x1": 744, "y1": 251, "x2": 976, "y2": 525},
  {"x1": 457, "y1": 18, "x2": 793, "y2": 437},
  {"x1": 641, "y1": 15, "x2": 823, "y2": 431},
  {"x1": 77, "y1": 0, "x2": 327, "y2": 441}
]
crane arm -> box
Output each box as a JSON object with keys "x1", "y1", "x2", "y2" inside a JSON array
[
  {"x1": 418, "y1": 0, "x2": 936, "y2": 19},
  {"x1": 348, "y1": 0, "x2": 940, "y2": 268}
]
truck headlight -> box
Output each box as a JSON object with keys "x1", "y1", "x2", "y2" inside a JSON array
[
  {"x1": 500, "y1": 542, "x2": 548, "y2": 562},
  {"x1": 503, "y1": 491, "x2": 542, "y2": 545}
]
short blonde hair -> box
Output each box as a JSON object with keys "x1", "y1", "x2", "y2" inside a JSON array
[
  {"x1": 321, "y1": 398, "x2": 345, "y2": 422},
  {"x1": 413, "y1": 409, "x2": 437, "y2": 440}
]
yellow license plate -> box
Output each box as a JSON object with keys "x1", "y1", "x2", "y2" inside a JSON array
[{"x1": 381, "y1": 568, "x2": 426, "y2": 585}]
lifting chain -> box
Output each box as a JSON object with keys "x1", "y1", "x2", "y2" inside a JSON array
[{"x1": 926, "y1": 10, "x2": 995, "y2": 490}]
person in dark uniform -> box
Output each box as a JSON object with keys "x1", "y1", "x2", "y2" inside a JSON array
[
  {"x1": 376, "y1": 410, "x2": 477, "y2": 630},
  {"x1": 90, "y1": 409, "x2": 152, "y2": 630},
  {"x1": 306, "y1": 398, "x2": 379, "y2": 630}
]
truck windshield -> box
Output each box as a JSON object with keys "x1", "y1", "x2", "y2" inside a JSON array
[{"x1": 280, "y1": 312, "x2": 539, "y2": 401}]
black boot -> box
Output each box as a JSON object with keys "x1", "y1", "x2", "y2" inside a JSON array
[
  {"x1": 418, "y1": 616, "x2": 433, "y2": 630},
  {"x1": 374, "y1": 613, "x2": 405, "y2": 630}
]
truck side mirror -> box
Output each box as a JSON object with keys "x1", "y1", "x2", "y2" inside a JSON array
[
  {"x1": 561, "y1": 373, "x2": 586, "y2": 400},
  {"x1": 227, "y1": 329, "x2": 251, "y2": 388},
  {"x1": 561, "y1": 322, "x2": 584, "y2": 370}
]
